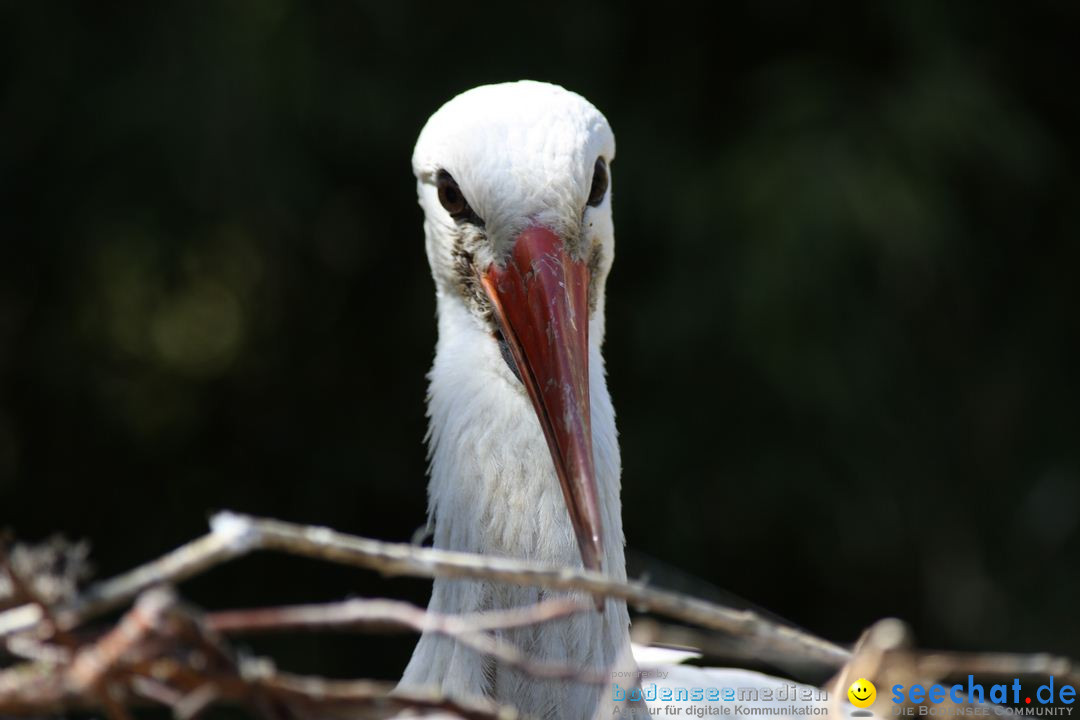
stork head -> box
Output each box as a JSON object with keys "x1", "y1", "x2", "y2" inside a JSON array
[{"x1": 414, "y1": 81, "x2": 616, "y2": 573}]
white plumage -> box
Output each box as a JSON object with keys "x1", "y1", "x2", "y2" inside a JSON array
[
  {"x1": 399, "y1": 81, "x2": 631, "y2": 719},
  {"x1": 398, "y1": 81, "x2": 827, "y2": 720}
]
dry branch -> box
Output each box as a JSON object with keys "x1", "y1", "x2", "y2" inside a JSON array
[
  {"x1": 0, "y1": 512, "x2": 851, "y2": 668},
  {"x1": 206, "y1": 597, "x2": 608, "y2": 684},
  {"x1": 0, "y1": 586, "x2": 527, "y2": 720},
  {"x1": 206, "y1": 596, "x2": 589, "y2": 636},
  {"x1": 1, "y1": 513, "x2": 1077, "y2": 719}
]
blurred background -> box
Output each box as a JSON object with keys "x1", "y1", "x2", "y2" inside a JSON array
[{"x1": 2, "y1": 1, "x2": 1078, "y2": 684}]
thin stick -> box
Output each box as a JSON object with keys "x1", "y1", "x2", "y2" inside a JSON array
[
  {"x1": 206, "y1": 596, "x2": 589, "y2": 635},
  {"x1": 0, "y1": 587, "x2": 531, "y2": 720},
  {"x1": 259, "y1": 673, "x2": 524, "y2": 720},
  {"x1": 0, "y1": 512, "x2": 852, "y2": 668},
  {"x1": 207, "y1": 597, "x2": 607, "y2": 684},
  {"x1": 903, "y1": 650, "x2": 1077, "y2": 685}
]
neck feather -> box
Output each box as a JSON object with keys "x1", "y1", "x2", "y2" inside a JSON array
[
  {"x1": 424, "y1": 294, "x2": 624, "y2": 569},
  {"x1": 399, "y1": 293, "x2": 635, "y2": 720}
]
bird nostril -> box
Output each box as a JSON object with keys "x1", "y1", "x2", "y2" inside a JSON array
[{"x1": 495, "y1": 328, "x2": 523, "y2": 384}]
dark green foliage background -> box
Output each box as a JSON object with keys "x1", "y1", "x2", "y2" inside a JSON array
[{"x1": 2, "y1": 1, "x2": 1078, "y2": 678}]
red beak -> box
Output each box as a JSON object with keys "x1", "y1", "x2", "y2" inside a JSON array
[{"x1": 479, "y1": 226, "x2": 604, "y2": 573}]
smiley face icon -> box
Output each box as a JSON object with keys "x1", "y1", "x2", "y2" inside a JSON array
[{"x1": 848, "y1": 678, "x2": 877, "y2": 708}]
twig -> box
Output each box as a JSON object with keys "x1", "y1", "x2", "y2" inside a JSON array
[
  {"x1": 0, "y1": 540, "x2": 84, "y2": 653},
  {"x1": 913, "y1": 651, "x2": 1075, "y2": 681},
  {"x1": 5, "y1": 526, "x2": 246, "y2": 638},
  {"x1": 0, "y1": 516, "x2": 1076, "y2": 720},
  {"x1": 0, "y1": 544, "x2": 57, "y2": 628},
  {"x1": 257, "y1": 673, "x2": 524, "y2": 720},
  {"x1": 630, "y1": 617, "x2": 827, "y2": 673},
  {"x1": 207, "y1": 597, "x2": 606, "y2": 684},
  {"x1": 4, "y1": 635, "x2": 72, "y2": 664},
  {"x1": 206, "y1": 596, "x2": 589, "y2": 636},
  {"x1": 0, "y1": 586, "x2": 531, "y2": 720},
  {"x1": 0, "y1": 512, "x2": 851, "y2": 668}
]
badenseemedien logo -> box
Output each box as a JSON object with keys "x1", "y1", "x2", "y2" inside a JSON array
[
  {"x1": 891, "y1": 675, "x2": 1075, "y2": 716},
  {"x1": 609, "y1": 674, "x2": 831, "y2": 716}
]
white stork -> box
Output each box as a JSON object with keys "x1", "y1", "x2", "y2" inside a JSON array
[{"x1": 398, "y1": 81, "x2": 829, "y2": 720}]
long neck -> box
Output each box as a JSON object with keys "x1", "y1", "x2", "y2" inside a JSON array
[
  {"x1": 399, "y1": 293, "x2": 635, "y2": 720},
  {"x1": 425, "y1": 294, "x2": 625, "y2": 570}
]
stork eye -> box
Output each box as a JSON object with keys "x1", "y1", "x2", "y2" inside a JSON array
[
  {"x1": 587, "y1": 157, "x2": 608, "y2": 207},
  {"x1": 436, "y1": 170, "x2": 482, "y2": 225}
]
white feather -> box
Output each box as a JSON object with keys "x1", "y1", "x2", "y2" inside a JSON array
[
  {"x1": 398, "y1": 81, "x2": 819, "y2": 720},
  {"x1": 399, "y1": 81, "x2": 629, "y2": 720}
]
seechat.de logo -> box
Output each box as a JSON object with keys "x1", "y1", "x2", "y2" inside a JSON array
[{"x1": 892, "y1": 675, "x2": 1075, "y2": 709}]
